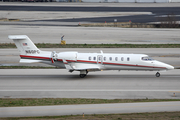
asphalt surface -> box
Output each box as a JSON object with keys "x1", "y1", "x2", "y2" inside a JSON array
[
  {"x1": 1, "y1": 3, "x2": 180, "y2": 23},
  {"x1": 0, "y1": 5, "x2": 179, "y2": 14},
  {"x1": 1, "y1": 101, "x2": 180, "y2": 117},
  {"x1": 39, "y1": 14, "x2": 157, "y2": 23}
]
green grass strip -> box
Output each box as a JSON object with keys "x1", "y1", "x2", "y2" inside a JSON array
[
  {"x1": 0, "y1": 66, "x2": 55, "y2": 69},
  {"x1": 1, "y1": 43, "x2": 180, "y2": 48},
  {"x1": 0, "y1": 98, "x2": 179, "y2": 107}
]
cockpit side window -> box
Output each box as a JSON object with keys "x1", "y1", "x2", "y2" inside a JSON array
[{"x1": 142, "y1": 56, "x2": 154, "y2": 61}]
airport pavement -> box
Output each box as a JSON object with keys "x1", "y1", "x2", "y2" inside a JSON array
[
  {"x1": 1, "y1": 2, "x2": 180, "y2": 7},
  {"x1": 1, "y1": 26, "x2": 180, "y2": 44},
  {"x1": 1, "y1": 3, "x2": 180, "y2": 44},
  {"x1": 0, "y1": 69, "x2": 180, "y2": 99},
  {"x1": 1, "y1": 3, "x2": 180, "y2": 14},
  {"x1": 0, "y1": 3, "x2": 180, "y2": 117},
  {"x1": 1, "y1": 3, "x2": 180, "y2": 24},
  {"x1": 0, "y1": 101, "x2": 180, "y2": 117}
]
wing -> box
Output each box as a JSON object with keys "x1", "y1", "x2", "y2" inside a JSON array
[{"x1": 63, "y1": 59, "x2": 100, "y2": 71}]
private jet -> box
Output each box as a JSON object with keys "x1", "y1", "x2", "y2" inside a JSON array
[{"x1": 8, "y1": 35, "x2": 174, "y2": 78}]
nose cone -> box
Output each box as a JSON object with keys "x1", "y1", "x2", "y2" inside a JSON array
[
  {"x1": 166, "y1": 64, "x2": 174, "y2": 70},
  {"x1": 154, "y1": 61, "x2": 174, "y2": 70}
]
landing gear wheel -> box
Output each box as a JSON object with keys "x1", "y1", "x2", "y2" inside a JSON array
[
  {"x1": 156, "y1": 72, "x2": 160, "y2": 77},
  {"x1": 79, "y1": 74, "x2": 86, "y2": 78}
]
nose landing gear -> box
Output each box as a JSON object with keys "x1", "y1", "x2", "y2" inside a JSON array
[{"x1": 156, "y1": 72, "x2": 160, "y2": 77}]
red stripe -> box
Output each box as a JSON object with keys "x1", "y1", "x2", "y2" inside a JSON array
[
  {"x1": 77, "y1": 60, "x2": 97, "y2": 64},
  {"x1": 103, "y1": 62, "x2": 166, "y2": 69},
  {"x1": 105, "y1": 62, "x2": 166, "y2": 69},
  {"x1": 67, "y1": 60, "x2": 76, "y2": 62},
  {"x1": 20, "y1": 55, "x2": 49, "y2": 60},
  {"x1": 51, "y1": 58, "x2": 54, "y2": 63},
  {"x1": 57, "y1": 59, "x2": 63, "y2": 61}
]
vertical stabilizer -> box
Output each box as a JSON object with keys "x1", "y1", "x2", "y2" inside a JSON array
[{"x1": 8, "y1": 35, "x2": 40, "y2": 55}]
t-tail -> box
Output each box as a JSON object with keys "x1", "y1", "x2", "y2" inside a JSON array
[
  {"x1": 8, "y1": 35, "x2": 51, "y2": 63},
  {"x1": 8, "y1": 35, "x2": 40, "y2": 54}
]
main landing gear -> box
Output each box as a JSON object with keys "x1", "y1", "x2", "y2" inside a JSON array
[
  {"x1": 156, "y1": 72, "x2": 160, "y2": 77},
  {"x1": 79, "y1": 74, "x2": 86, "y2": 78},
  {"x1": 79, "y1": 70, "x2": 88, "y2": 78}
]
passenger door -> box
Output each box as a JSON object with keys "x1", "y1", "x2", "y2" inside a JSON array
[{"x1": 97, "y1": 55, "x2": 103, "y2": 65}]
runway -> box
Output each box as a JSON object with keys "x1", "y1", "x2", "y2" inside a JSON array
[
  {"x1": 0, "y1": 69, "x2": 180, "y2": 99},
  {"x1": 0, "y1": 48, "x2": 180, "y2": 99},
  {"x1": 1, "y1": 101, "x2": 180, "y2": 117}
]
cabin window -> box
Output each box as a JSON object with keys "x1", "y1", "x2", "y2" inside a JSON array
[
  {"x1": 115, "y1": 57, "x2": 118, "y2": 61},
  {"x1": 127, "y1": 57, "x2": 130, "y2": 61},
  {"x1": 109, "y1": 57, "x2": 112, "y2": 61},
  {"x1": 104, "y1": 57, "x2": 106, "y2": 61},
  {"x1": 99, "y1": 57, "x2": 101, "y2": 61},
  {"x1": 93, "y1": 57, "x2": 96, "y2": 60},
  {"x1": 89, "y1": 56, "x2": 91, "y2": 60},
  {"x1": 121, "y1": 57, "x2": 124, "y2": 61}
]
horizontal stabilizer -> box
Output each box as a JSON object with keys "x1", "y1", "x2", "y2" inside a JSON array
[
  {"x1": 20, "y1": 59, "x2": 41, "y2": 63},
  {"x1": 8, "y1": 35, "x2": 28, "y2": 40}
]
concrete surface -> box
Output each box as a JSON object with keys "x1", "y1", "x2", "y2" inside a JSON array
[
  {"x1": 1, "y1": 26, "x2": 180, "y2": 44},
  {"x1": 0, "y1": 69, "x2": 180, "y2": 99},
  {"x1": 0, "y1": 101, "x2": 180, "y2": 117},
  {"x1": 0, "y1": 11, "x2": 152, "y2": 21}
]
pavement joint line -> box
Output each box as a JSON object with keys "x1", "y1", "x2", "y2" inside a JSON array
[
  {"x1": 169, "y1": 91, "x2": 180, "y2": 93},
  {"x1": 0, "y1": 90, "x2": 180, "y2": 91}
]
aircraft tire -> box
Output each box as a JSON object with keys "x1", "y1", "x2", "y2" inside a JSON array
[
  {"x1": 156, "y1": 72, "x2": 160, "y2": 77},
  {"x1": 79, "y1": 74, "x2": 86, "y2": 78}
]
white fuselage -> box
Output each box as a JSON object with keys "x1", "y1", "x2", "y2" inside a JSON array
[{"x1": 20, "y1": 51, "x2": 174, "y2": 71}]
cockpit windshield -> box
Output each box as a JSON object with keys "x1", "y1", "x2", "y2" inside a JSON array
[{"x1": 141, "y1": 56, "x2": 154, "y2": 61}]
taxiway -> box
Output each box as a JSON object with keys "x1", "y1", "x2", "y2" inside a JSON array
[{"x1": 0, "y1": 69, "x2": 180, "y2": 99}]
